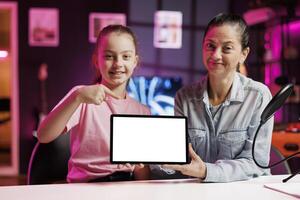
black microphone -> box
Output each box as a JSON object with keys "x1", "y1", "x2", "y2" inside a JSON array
[{"x1": 252, "y1": 83, "x2": 300, "y2": 182}]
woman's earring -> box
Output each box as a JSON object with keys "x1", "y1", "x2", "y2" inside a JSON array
[{"x1": 236, "y1": 63, "x2": 241, "y2": 72}]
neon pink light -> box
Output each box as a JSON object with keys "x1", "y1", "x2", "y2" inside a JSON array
[
  {"x1": 264, "y1": 33, "x2": 270, "y2": 41},
  {"x1": 288, "y1": 21, "x2": 300, "y2": 33},
  {"x1": 265, "y1": 64, "x2": 271, "y2": 85},
  {"x1": 0, "y1": 50, "x2": 8, "y2": 58},
  {"x1": 271, "y1": 26, "x2": 282, "y2": 60},
  {"x1": 243, "y1": 7, "x2": 275, "y2": 26},
  {"x1": 264, "y1": 43, "x2": 270, "y2": 49},
  {"x1": 0, "y1": 1, "x2": 19, "y2": 175}
]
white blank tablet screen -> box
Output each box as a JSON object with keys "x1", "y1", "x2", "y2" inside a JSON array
[{"x1": 111, "y1": 115, "x2": 187, "y2": 164}]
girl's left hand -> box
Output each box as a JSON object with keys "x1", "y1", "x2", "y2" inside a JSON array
[{"x1": 162, "y1": 144, "x2": 207, "y2": 179}]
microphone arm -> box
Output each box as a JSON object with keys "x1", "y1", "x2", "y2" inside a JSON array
[
  {"x1": 251, "y1": 83, "x2": 299, "y2": 182},
  {"x1": 252, "y1": 121, "x2": 300, "y2": 182},
  {"x1": 283, "y1": 168, "x2": 300, "y2": 182}
]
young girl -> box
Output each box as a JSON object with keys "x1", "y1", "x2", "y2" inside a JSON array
[{"x1": 37, "y1": 25, "x2": 150, "y2": 183}]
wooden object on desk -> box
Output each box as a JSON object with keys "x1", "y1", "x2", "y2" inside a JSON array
[
  {"x1": 0, "y1": 175, "x2": 26, "y2": 186},
  {"x1": 272, "y1": 131, "x2": 300, "y2": 157}
]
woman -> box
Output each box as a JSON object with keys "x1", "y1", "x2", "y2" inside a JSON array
[{"x1": 153, "y1": 13, "x2": 274, "y2": 182}]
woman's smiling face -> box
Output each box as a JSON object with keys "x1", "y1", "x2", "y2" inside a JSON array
[{"x1": 202, "y1": 24, "x2": 249, "y2": 77}]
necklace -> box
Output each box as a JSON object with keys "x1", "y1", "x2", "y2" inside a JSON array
[{"x1": 209, "y1": 103, "x2": 222, "y2": 119}]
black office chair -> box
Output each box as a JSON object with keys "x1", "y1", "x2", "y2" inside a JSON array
[
  {"x1": 27, "y1": 133, "x2": 70, "y2": 185},
  {"x1": 269, "y1": 145, "x2": 291, "y2": 175}
]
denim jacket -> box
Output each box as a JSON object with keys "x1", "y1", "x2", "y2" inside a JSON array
[{"x1": 151, "y1": 73, "x2": 274, "y2": 182}]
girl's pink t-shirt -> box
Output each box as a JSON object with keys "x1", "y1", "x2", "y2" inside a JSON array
[{"x1": 61, "y1": 86, "x2": 150, "y2": 183}]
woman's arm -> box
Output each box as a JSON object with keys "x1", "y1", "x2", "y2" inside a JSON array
[
  {"x1": 162, "y1": 144, "x2": 207, "y2": 180},
  {"x1": 204, "y1": 117, "x2": 273, "y2": 182},
  {"x1": 164, "y1": 83, "x2": 274, "y2": 182}
]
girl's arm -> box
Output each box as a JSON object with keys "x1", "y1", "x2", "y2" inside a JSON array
[
  {"x1": 37, "y1": 89, "x2": 82, "y2": 143},
  {"x1": 37, "y1": 84, "x2": 119, "y2": 143}
]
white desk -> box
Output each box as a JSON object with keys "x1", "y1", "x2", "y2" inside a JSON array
[{"x1": 0, "y1": 175, "x2": 299, "y2": 200}]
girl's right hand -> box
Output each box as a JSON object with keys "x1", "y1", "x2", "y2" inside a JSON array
[
  {"x1": 118, "y1": 163, "x2": 145, "y2": 169},
  {"x1": 76, "y1": 84, "x2": 120, "y2": 105}
]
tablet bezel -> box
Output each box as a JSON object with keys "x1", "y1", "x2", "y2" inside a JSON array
[{"x1": 110, "y1": 114, "x2": 188, "y2": 164}]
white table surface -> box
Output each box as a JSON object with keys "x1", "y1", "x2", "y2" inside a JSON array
[{"x1": 0, "y1": 175, "x2": 299, "y2": 200}]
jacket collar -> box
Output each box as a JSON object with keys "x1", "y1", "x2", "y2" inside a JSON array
[{"x1": 199, "y1": 72, "x2": 245, "y2": 106}]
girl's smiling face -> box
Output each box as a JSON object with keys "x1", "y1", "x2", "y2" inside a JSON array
[{"x1": 97, "y1": 32, "x2": 138, "y2": 89}]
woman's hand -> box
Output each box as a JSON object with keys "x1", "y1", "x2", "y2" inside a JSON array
[
  {"x1": 163, "y1": 144, "x2": 207, "y2": 179},
  {"x1": 76, "y1": 84, "x2": 119, "y2": 105}
]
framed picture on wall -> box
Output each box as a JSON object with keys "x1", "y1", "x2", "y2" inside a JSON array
[
  {"x1": 154, "y1": 11, "x2": 182, "y2": 49},
  {"x1": 29, "y1": 8, "x2": 59, "y2": 47},
  {"x1": 89, "y1": 13, "x2": 126, "y2": 43}
]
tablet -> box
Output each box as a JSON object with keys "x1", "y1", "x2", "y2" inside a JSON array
[{"x1": 110, "y1": 114, "x2": 188, "y2": 164}]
